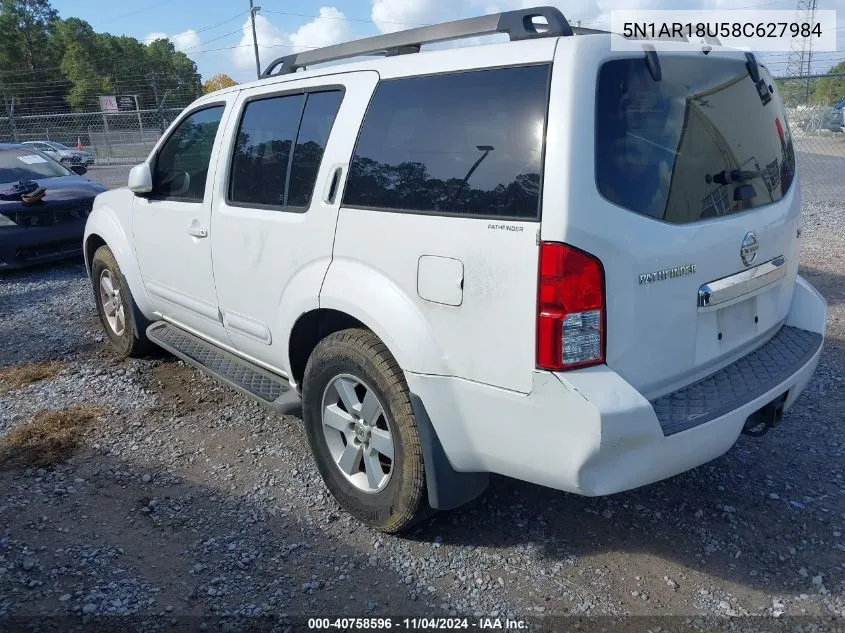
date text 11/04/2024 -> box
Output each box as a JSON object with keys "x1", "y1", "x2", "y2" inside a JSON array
[{"x1": 307, "y1": 617, "x2": 528, "y2": 630}]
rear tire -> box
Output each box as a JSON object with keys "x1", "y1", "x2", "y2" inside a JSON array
[
  {"x1": 302, "y1": 328, "x2": 432, "y2": 533},
  {"x1": 91, "y1": 245, "x2": 151, "y2": 358}
]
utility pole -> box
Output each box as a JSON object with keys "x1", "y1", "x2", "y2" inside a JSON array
[
  {"x1": 249, "y1": 0, "x2": 262, "y2": 80},
  {"x1": 785, "y1": 0, "x2": 818, "y2": 104}
]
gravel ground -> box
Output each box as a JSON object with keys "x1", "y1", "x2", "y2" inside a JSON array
[{"x1": 0, "y1": 172, "x2": 843, "y2": 630}]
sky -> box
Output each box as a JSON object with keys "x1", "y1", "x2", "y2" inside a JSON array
[{"x1": 48, "y1": 0, "x2": 845, "y2": 83}]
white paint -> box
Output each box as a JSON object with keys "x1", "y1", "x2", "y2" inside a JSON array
[
  {"x1": 16, "y1": 154, "x2": 48, "y2": 164},
  {"x1": 85, "y1": 28, "x2": 828, "y2": 506}
]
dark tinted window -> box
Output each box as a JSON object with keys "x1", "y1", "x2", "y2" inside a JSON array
[
  {"x1": 0, "y1": 148, "x2": 71, "y2": 183},
  {"x1": 153, "y1": 106, "x2": 224, "y2": 201},
  {"x1": 595, "y1": 57, "x2": 796, "y2": 224},
  {"x1": 229, "y1": 94, "x2": 304, "y2": 207},
  {"x1": 288, "y1": 91, "x2": 343, "y2": 207},
  {"x1": 343, "y1": 65, "x2": 548, "y2": 219}
]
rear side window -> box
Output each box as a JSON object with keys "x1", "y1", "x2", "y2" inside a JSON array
[
  {"x1": 595, "y1": 56, "x2": 796, "y2": 224},
  {"x1": 288, "y1": 91, "x2": 344, "y2": 207},
  {"x1": 343, "y1": 65, "x2": 549, "y2": 219},
  {"x1": 229, "y1": 90, "x2": 343, "y2": 209}
]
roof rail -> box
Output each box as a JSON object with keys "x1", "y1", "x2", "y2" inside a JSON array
[{"x1": 260, "y1": 6, "x2": 573, "y2": 78}]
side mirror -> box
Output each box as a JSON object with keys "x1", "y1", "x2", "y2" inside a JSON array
[
  {"x1": 70, "y1": 164, "x2": 87, "y2": 176},
  {"x1": 128, "y1": 163, "x2": 153, "y2": 194}
]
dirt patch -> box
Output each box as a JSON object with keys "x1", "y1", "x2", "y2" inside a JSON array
[
  {"x1": 148, "y1": 359, "x2": 230, "y2": 415},
  {"x1": 0, "y1": 405, "x2": 103, "y2": 470},
  {"x1": 0, "y1": 360, "x2": 66, "y2": 393}
]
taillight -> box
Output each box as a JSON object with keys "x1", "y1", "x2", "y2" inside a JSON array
[{"x1": 536, "y1": 242, "x2": 605, "y2": 371}]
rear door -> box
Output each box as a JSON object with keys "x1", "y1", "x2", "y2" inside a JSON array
[
  {"x1": 547, "y1": 44, "x2": 800, "y2": 400},
  {"x1": 209, "y1": 71, "x2": 378, "y2": 372}
]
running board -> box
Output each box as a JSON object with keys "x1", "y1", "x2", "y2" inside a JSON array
[{"x1": 146, "y1": 321, "x2": 301, "y2": 415}]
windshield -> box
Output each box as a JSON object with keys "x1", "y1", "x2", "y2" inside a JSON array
[
  {"x1": 595, "y1": 54, "x2": 796, "y2": 224},
  {"x1": 49, "y1": 142, "x2": 71, "y2": 150},
  {"x1": 0, "y1": 148, "x2": 73, "y2": 184}
]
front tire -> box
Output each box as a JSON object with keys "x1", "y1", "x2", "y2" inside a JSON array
[
  {"x1": 302, "y1": 329, "x2": 431, "y2": 533},
  {"x1": 91, "y1": 245, "x2": 151, "y2": 358}
]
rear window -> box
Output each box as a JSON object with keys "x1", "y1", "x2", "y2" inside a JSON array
[
  {"x1": 595, "y1": 55, "x2": 796, "y2": 224},
  {"x1": 343, "y1": 65, "x2": 549, "y2": 220}
]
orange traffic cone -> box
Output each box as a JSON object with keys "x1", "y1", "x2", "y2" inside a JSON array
[{"x1": 76, "y1": 137, "x2": 83, "y2": 150}]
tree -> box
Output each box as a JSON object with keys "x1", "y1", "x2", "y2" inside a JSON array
[
  {"x1": 146, "y1": 38, "x2": 202, "y2": 107},
  {"x1": 203, "y1": 73, "x2": 237, "y2": 94},
  {"x1": 0, "y1": 0, "x2": 64, "y2": 113},
  {"x1": 55, "y1": 17, "x2": 111, "y2": 109},
  {"x1": 811, "y1": 61, "x2": 845, "y2": 107},
  {"x1": 0, "y1": 0, "x2": 204, "y2": 113}
]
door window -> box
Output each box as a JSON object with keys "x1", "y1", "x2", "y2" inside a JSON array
[
  {"x1": 153, "y1": 105, "x2": 225, "y2": 202},
  {"x1": 228, "y1": 89, "x2": 344, "y2": 210}
]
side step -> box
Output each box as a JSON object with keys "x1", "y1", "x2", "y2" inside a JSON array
[{"x1": 146, "y1": 321, "x2": 301, "y2": 415}]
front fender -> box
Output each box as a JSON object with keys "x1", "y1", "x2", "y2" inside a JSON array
[
  {"x1": 319, "y1": 258, "x2": 451, "y2": 377},
  {"x1": 83, "y1": 190, "x2": 156, "y2": 320}
]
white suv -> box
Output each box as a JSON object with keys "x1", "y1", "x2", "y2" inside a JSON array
[{"x1": 83, "y1": 7, "x2": 827, "y2": 533}]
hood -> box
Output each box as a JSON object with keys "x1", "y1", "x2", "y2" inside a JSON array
[{"x1": 0, "y1": 175, "x2": 107, "y2": 212}]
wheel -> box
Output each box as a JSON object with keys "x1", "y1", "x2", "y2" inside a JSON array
[
  {"x1": 59, "y1": 158, "x2": 70, "y2": 167},
  {"x1": 302, "y1": 329, "x2": 432, "y2": 533},
  {"x1": 91, "y1": 245, "x2": 151, "y2": 358}
]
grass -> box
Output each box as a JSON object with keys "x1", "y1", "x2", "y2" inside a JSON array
[
  {"x1": 0, "y1": 406, "x2": 103, "y2": 470},
  {"x1": 0, "y1": 360, "x2": 66, "y2": 393}
]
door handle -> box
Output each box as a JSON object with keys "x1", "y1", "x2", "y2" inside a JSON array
[
  {"x1": 187, "y1": 225, "x2": 208, "y2": 238},
  {"x1": 324, "y1": 166, "x2": 343, "y2": 204}
]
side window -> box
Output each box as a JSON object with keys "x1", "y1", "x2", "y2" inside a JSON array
[
  {"x1": 288, "y1": 91, "x2": 344, "y2": 207},
  {"x1": 153, "y1": 105, "x2": 225, "y2": 202},
  {"x1": 230, "y1": 94, "x2": 304, "y2": 207},
  {"x1": 229, "y1": 89, "x2": 343, "y2": 209},
  {"x1": 343, "y1": 65, "x2": 549, "y2": 219}
]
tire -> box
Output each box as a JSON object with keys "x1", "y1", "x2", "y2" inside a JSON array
[
  {"x1": 302, "y1": 328, "x2": 432, "y2": 533},
  {"x1": 91, "y1": 245, "x2": 151, "y2": 358},
  {"x1": 59, "y1": 158, "x2": 70, "y2": 167}
]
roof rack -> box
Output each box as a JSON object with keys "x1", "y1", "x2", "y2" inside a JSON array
[{"x1": 260, "y1": 6, "x2": 574, "y2": 78}]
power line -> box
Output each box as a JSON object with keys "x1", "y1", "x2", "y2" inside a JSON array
[
  {"x1": 98, "y1": 0, "x2": 172, "y2": 26},
  {"x1": 0, "y1": 10, "x2": 248, "y2": 77},
  {"x1": 262, "y1": 8, "x2": 432, "y2": 28},
  {"x1": 141, "y1": 10, "x2": 248, "y2": 43}
]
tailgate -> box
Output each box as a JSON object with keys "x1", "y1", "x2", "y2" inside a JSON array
[{"x1": 554, "y1": 47, "x2": 802, "y2": 399}]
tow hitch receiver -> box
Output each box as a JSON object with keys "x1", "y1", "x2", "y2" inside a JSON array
[{"x1": 742, "y1": 392, "x2": 788, "y2": 437}]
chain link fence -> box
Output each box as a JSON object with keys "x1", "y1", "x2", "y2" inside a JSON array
[
  {"x1": 777, "y1": 73, "x2": 845, "y2": 204},
  {"x1": 0, "y1": 107, "x2": 186, "y2": 165}
]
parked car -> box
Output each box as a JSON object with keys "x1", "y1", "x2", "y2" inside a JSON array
[
  {"x1": 823, "y1": 107, "x2": 843, "y2": 132},
  {"x1": 21, "y1": 140, "x2": 95, "y2": 167},
  {"x1": 84, "y1": 7, "x2": 826, "y2": 533},
  {"x1": 0, "y1": 144, "x2": 106, "y2": 270}
]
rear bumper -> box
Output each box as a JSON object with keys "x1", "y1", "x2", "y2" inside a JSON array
[
  {"x1": 0, "y1": 220, "x2": 86, "y2": 270},
  {"x1": 406, "y1": 275, "x2": 826, "y2": 496}
]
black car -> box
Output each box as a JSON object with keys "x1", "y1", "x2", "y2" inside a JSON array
[{"x1": 0, "y1": 143, "x2": 107, "y2": 270}]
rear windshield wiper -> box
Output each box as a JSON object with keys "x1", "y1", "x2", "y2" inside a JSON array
[
  {"x1": 745, "y1": 52, "x2": 773, "y2": 106},
  {"x1": 705, "y1": 168, "x2": 767, "y2": 185}
]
